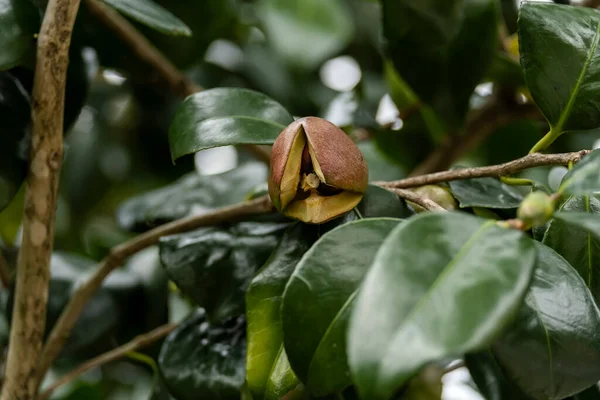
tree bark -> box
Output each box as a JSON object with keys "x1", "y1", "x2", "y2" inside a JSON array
[{"x1": 1, "y1": 0, "x2": 81, "y2": 398}]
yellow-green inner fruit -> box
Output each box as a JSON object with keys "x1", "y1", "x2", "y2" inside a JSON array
[{"x1": 278, "y1": 126, "x2": 363, "y2": 224}]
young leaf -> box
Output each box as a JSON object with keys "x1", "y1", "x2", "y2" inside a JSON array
[
  {"x1": 519, "y1": 3, "x2": 600, "y2": 143},
  {"x1": 382, "y1": 0, "x2": 498, "y2": 128},
  {"x1": 117, "y1": 162, "x2": 268, "y2": 232},
  {"x1": 0, "y1": 72, "x2": 29, "y2": 212},
  {"x1": 449, "y1": 176, "x2": 524, "y2": 209},
  {"x1": 491, "y1": 242, "x2": 600, "y2": 399},
  {"x1": 0, "y1": 0, "x2": 38, "y2": 70},
  {"x1": 246, "y1": 223, "x2": 319, "y2": 399},
  {"x1": 168, "y1": 88, "x2": 293, "y2": 162},
  {"x1": 559, "y1": 150, "x2": 600, "y2": 195},
  {"x1": 348, "y1": 212, "x2": 536, "y2": 400},
  {"x1": 103, "y1": 0, "x2": 191, "y2": 36},
  {"x1": 159, "y1": 222, "x2": 290, "y2": 322},
  {"x1": 259, "y1": 0, "x2": 353, "y2": 70},
  {"x1": 281, "y1": 218, "x2": 402, "y2": 396},
  {"x1": 158, "y1": 310, "x2": 246, "y2": 400},
  {"x1": 543, "y1": 196, "x2": 600, "y2": 303}
]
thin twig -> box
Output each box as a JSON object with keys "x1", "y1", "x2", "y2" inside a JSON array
[
  {"x1": 39, "y1": 323, "x2": 177, "y2": 400},
  {"x1": 378, "y1": 150, "x2": 590, "y2": 189},
  {"x1": 85, "y1": 0, "x2": 272, "y2": 164},
  {"x1": 37, "y1": 195, "x2": 273, "y2": 384},
  {"x1": 410, "y1": 102, "x2": 541, "y2": 176},
  {"x1": 388, "y1": 188, "x2": 445, "y2": 211},
  {"x1": 0, "y1": 250, "x2": 11, "y2": 288},
  {"x1": 85, "y1": 0, "x2": 199, "y2": 98},
  {"x1": 2, "y1": 0, "x2": 82, "y2": 398}
]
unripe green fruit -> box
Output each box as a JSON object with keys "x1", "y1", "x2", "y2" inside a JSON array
[
  {"x1": 268, "y1": 117, "x2": 369, "y2": 224},
  {"x1": 517, "y1": 191, "x2": 555, "y2": 227}
]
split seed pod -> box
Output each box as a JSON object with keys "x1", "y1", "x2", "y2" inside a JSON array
[{"x1": 268, "y1": 117, "x2": 368, "y2": 224}]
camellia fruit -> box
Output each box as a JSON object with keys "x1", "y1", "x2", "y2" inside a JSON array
[{"x1": 268, "y1": 117, "x2": 368, "y2": 224}]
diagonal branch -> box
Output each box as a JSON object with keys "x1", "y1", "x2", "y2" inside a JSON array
[
  {"x1": 85, "y1": 0, "x2": 271, "y2": 164},
  {"x1": 39, "y1": 323, "x2": 177, "y2": 400},
  {"x1": 2, "y1": 0, "x2": 82, "y2": 398},
  {"x1": 378, "y1": 150, "x2": 590, "y2": 189},
  {"x1": 37, "y1": 195, "x2": 273, "y2": 385}
]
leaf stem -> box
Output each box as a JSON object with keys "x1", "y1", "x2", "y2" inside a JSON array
[
  {"x1": 499, "y1": 176, "x2": 533, "y2": 186},
  {"x1": 529, "y1": 129, "x2": 561, "y2": 154}
]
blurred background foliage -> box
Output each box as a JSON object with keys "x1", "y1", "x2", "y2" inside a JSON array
[{"x1": 0, "y1": 0, "x2": 592, "y2": 398}]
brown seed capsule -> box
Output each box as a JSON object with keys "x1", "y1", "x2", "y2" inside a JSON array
[{"x1": 268, "y1": 117, "x2": 369, "y2": 224}]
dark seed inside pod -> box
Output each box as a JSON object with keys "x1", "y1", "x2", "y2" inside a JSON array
[{"x1": 317, "y1": 182, "x2": 343, "y2": 197}]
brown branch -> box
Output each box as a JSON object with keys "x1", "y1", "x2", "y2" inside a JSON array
[
  {"x1": 410, "y1": 102, "x2": 542, "y2": 176},
  {"x1": 582, "y1": 0, "x2": 600, "y2": 8},
  {"x1": 2, "y1": 0, "x2": 82, "y2": 398},
  {"x1": 85, "y1": 0, "x2": 272, "y2": 163},
  {"x1": 388, "y1": 188, "x2": 445, "y2": 211},
  {"x1": 39, "y1": 323, "x2": 177, "y2": 400},
  {"x1": 37, "y1": 195, "x2": 273, "y2": 385},
  {"x1": 378, "y1": 150, "x2": 590, "y2": 189},
  {"x1": 85, "y1": 0, "x2": 199, "y2": 98},
  {"x1": 0, "y1": 250, "x2": 11, "y2": 288}
]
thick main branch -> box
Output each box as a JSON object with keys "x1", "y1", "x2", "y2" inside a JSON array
[{"x1": 2, "y1": 0, "x2": 81, "y2": 398}]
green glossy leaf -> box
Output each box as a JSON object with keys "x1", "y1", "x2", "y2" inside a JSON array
[
  {"x1": 0, "y1": 0, "x2": 38, "y2": 70},
  {"x1": 382, "y1": 0, "x2": 498, "y2": 128},
  {"x1": 117, "y1": 162, "x2": 268, "y2": 232},
  {"x1": 519, "y1": 3, "x2": 600, "y2": 138},
  {"x1": 449, "y1": 176, "x2": 525, "y2": 209},
  {"x1": 560, "y1": 150, "x2": 600, "y2": 195},
  {"x1": 282, "y1": 218, "x2": 402, "y2": 396},
  {"x1": 168, "y1": 88, "x2": 293, "y2": 162},
  {"x1": 103, "y1": 0, "x2": 191, "y2": 36},
  {"x1": 246, "y1": 223, "x2": 318, "y2": 399},
  {"x1": 492, "y1": 242, "x2": 600, "y2": 399},
  {"x1": 348, "y1": 212, "x2": 536, "y2": 400},
  {"x1": 264, "y1": 349, "x2": 300, "y2": 400},
  {"x1": 259, "y1": 0, "x2": 353, "y2": 70},
  {"x1": 465, "y1": 351, "x2": 530, "y2": 400},
  {"x1": 543, "y1": 196, "x2": 600, "y2": 304},
  {"x1": 0, "y1": 72, "x2": 29, "y2": 212},
  {"x1": 159, "y1": 221, "x2": 290, "y2": 322},
  {"x1": 158, "y1": 309, "x2": 246, "y2": 400}
]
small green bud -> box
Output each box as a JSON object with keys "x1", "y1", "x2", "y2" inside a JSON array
[
  {"x1": 407, "y1": 185, "x2": 458, "y2": 213},
  {"x1": 517, "y1": 191, "x2": 555, "y2": 227}
]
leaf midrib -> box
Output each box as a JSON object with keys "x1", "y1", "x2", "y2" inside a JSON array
[
  {"x1": 375, "y1": 221, "x2": 495, "y2": 388},
  {"x1": 553, "y1": 18, "x2": 600, "y2": 134}
]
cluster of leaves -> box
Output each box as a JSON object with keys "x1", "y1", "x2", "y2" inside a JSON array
[{"x1": 6, "y1": 0, "x2": 600, "y2": 400}]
